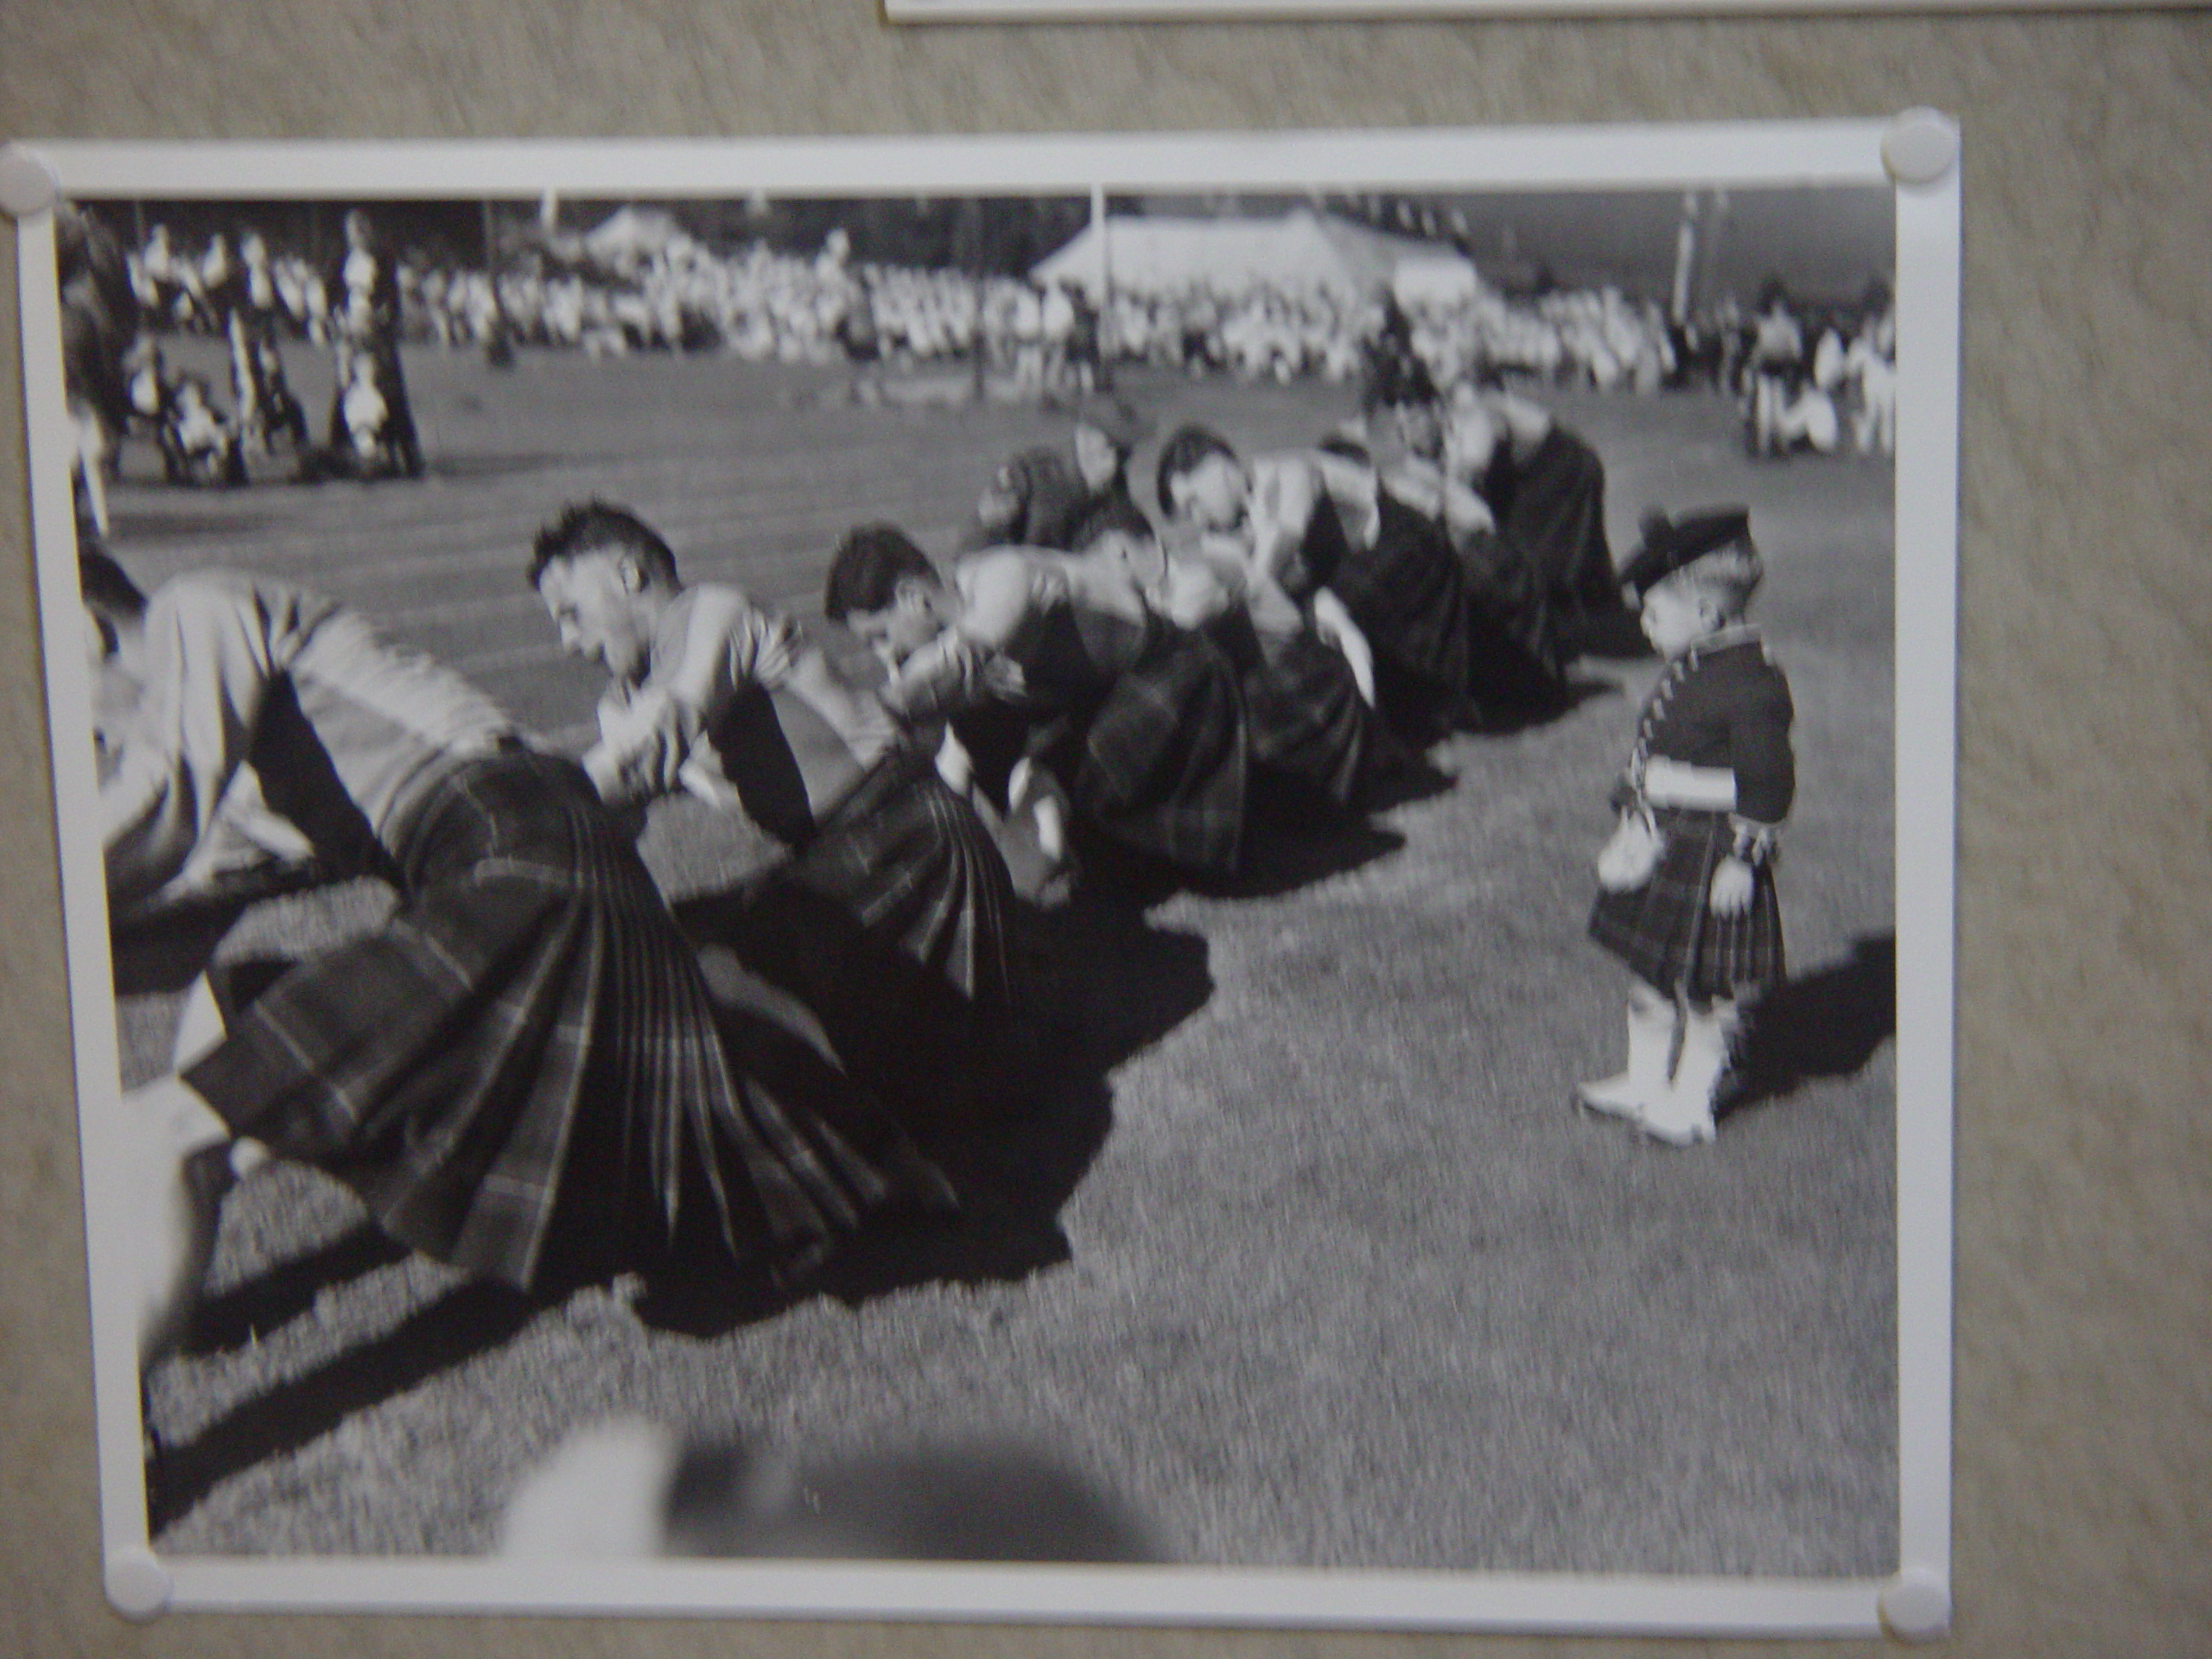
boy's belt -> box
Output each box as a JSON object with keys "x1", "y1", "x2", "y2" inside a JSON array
[{"x1": 1640, "y1": 757, "x2": 1737, "y2": 812}]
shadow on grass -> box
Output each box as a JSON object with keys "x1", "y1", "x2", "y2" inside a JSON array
[
  {"x1": 1357, "y1": 747, "x2": 1458, "y2": 814},
  {"x1": 181, "y1": 1224, "x2": 411, "y2": 1357},
  {"x1": 1726, "y1": 931, "x2": 1897, "y2": 1117},
  {"x1": 633, "y1": 893, "x2": 1213, "y2": 1336},
  {"x1": 111, "y1": 881, "x2": 312, "y2": 997},
  {"x1": 149, "y1": 1280, "x2": 537, "y2": 1538},
  {"x1": 1206, "y1": 812, "x2": 1408, "y2": 902},
  {"x1": 799, "y1": 900, "x2": 1212, "y2": 1318},
  {"x1": 1370, "y1": 664, "x2": 1616, "y2": 748},
  {"x1": 1564, "y1": 608, "x2": 1653, "y2": 662},
  {"x1": 146, "y1": 887, "x2": 1215, "y2": 1522},
  {"x1": 1472, "y1": 672, "x2": 1619, "y2": 737}
]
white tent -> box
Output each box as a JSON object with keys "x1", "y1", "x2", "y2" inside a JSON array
[
  {"x1": 1033, "y1": 207, "x2": 1478, "y2": 301},
  {"x1": 1391, "y1": 251, "x2": 1484, "y2": 308},
  {"x1": 582, "y1": 206, "x2": 692, "y2": 273}
]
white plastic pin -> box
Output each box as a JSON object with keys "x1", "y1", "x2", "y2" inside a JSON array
[
  {"x1": 1881, "y1": 110, "x2": 1961, "y2": 191},
  {"x1": 1879, "y1": 1565, "x2": 1952, "y2": 1641},
  {"x1": 105, "y1": 1546, "x2": 174, "y2": 1621},
  {"x1": 0, "y1": 142, "x2": 60, "y2": 219}
]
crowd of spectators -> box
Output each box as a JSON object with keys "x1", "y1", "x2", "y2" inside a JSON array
[{"x1": 78, "y1": 211, "x2": 1898, "y2": 499}]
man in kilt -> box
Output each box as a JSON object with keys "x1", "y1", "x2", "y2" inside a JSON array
[
  {"x1": 1354, "y1": 367, "x2": 1573, "y2": 719},
  {"x1": 1059, "y1": 397, "x2": 1155, "y2": 556},
  {"x1": 1580, "y1": 507, "x2": 1794, "y2": 1147},
  {"x1": 530, "y1": 502, "x2": 1025, "y2": 1141},
  {"x1": 1164, "y1": 421, "x2": 1538, "y2": 741},
  {"x1": 1459, "y1": 383, "x2": 1627, "y2": 658},
  {"x1": 1151, "y1": 424, "x2": 1389, "y2": 804},
  {"x1": 1116, "y1": 518, "x2": 1386, "y2": 814},
  {"x1": 85, "y1": 547, "x2": 949, "y2": 1370},
  {"x1": 963, "y1": 448, "x2": 1086, "y2": 553},
  {"x1": 824, "y1": 526, "x2": 1250, "y2": 884}
]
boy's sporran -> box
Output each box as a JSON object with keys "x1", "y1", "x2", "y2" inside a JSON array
[{"x1": 1594, "y1": 805, "x2": 1666, "y2": 892}]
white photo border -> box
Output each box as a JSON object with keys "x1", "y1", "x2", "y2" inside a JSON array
[
  {"x1": 15, "y1": 120, "x2": 1958, "y2": 1634},
  {"x1": 886, "y1": 0, "x2": 2177, "y2": 21}
]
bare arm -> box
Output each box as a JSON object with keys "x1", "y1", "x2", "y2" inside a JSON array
[
  {"x1": 582, "y1": 683, "x2": 698, "y2": 808},
  {"x1": 1308, "y1": 588, "x2": 1376, "y2": 707},
  {"x1": 582, "y1": 588, "x2": 815, "y2": 806},
  {"x1": 875, "y1": 555, "x2": 1046, "y2": 725},
  {"x1": 1244, "y1": 455, "x2": 1324, "y2": 590}
]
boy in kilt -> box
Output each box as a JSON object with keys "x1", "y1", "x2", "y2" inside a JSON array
[
  {"x1": 1580, "y1": 508, "x2": 1795, "y2": 1147},
  {"x1": 529, "y1": 502, "x2": 1025, "y2": 1140},
  {"x1": 85, "y1": 548, "x2": 949, "y2": 1370}
]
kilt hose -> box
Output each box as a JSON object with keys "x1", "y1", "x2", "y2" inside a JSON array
[
  {"x1": 183, "y1": 749, "x2": 937, "y2": 1295},
  {"x1": 676, "y1": 745, "x2": 1030, "y2": 1139},
  {"x1": 1048, "y1": 617, "x2": 1249, "y2": 878},
  {"x1": 1586, "y1": 806, "x2": 1786, "y2": 1003}
]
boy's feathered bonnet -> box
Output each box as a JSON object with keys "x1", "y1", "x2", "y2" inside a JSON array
[{"x1": 1618, "y1": 505, "x2": 1762, "y2": 607}]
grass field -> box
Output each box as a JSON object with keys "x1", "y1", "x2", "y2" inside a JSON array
[{"x1": 103, "y1": 335, "x2": 1897, "y2": 1574}]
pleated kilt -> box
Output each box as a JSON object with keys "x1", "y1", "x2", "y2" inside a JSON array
[
  {"x1": 677, "y1": 745, "x2": 1027, "y2": 1135},
  {"x1": 1058, "y1": 619, "x2": 1249, "y2": 875},
  {"x1": 1457, "y1": 531, "x2": 1567, "y2": 708},
  {"x1": 1233, "y1": 622, "x2": 1377, "y2": 807},
  {"x1": 184, "y1": 748, "x2": 924, "y2": 1294},
  {"x1": 789, "y1": 746, "x2": 1019, "y2": 1007},
  {"x1": 1502, "y1": 430, "x2": 1620, "y2": 626},
  {"x1": 1325, "y1": 495, "x2": 1474, "y2": 702},
  {"x1": 1586, "y1": 806, "x2": 1785, "y2": 1001}
]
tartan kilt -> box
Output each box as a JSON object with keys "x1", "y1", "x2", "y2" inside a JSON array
[
  {"x1": 1457, "y1": 531, "x2": 1566, "y2": 696},
  {"x1": 676, "y1": 745, "x2": 1027, "y2": 1135},
  {"x1": 183, "y1": 748, "x2": 924, "y2": 1294},
  {"x1": 1505, "y1": 431, "x2": 1620, "y2": 625},
  {"x1": 1586, "y1": 806, "x2": 1785, "y2": 1001},
  {"x1": 1241, "y1": 626, "x2": 1378, "y2": 807},
  {"x1": 789, "y1": 746, "x2": 1019, "y2": 1009},
  {"x1": 1325, "y1": 498, "x2": 1473, "y2": 700},
  {"x1": 1058, "y1": 620, "x2": 1249, "y2": 875}
]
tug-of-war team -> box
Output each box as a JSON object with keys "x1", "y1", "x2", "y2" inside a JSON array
[{"x1": 86, "y1": 268, "x2": 1802, "y2": 1382}]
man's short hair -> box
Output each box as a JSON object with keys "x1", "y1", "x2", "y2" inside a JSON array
[
  {"x1": 530, "y1": 500, "x2": 679, "y2": 589},
  {"x1": 79, "y1": 546, "x2": 147, "y2": 620},
  {"x1": 823, "y1": 524, "x2": 939, "y2": 622},
  {"x1": 1154, "y1": 423, "x2": 1236, "y2": 516}
]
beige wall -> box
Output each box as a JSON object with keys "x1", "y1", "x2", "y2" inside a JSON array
[{"x1": 3, "y1": 6, "x2": 2208, "y2": 1655}]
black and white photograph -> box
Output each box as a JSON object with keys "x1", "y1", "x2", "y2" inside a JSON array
[{"x1": 17, "y1": 126, "x2": 1956, "y2": 1633}]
